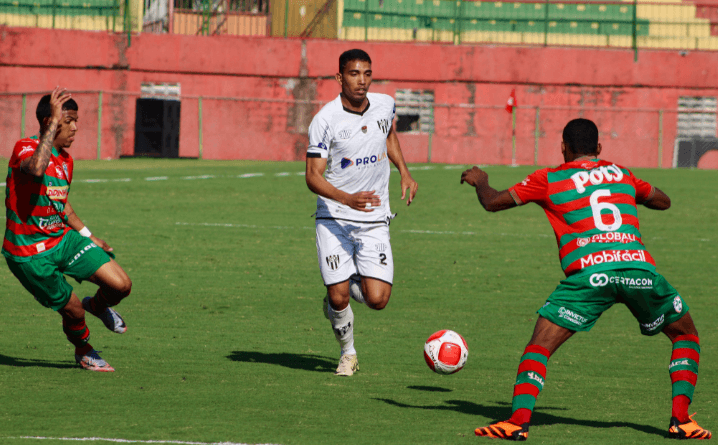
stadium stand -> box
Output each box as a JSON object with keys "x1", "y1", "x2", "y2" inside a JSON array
[
  {"x1": 339, "y1": 0, "x2": 718, "y2": 50},
  {"x1": 0, "y1": 0, "x2": 141, "y2": 32}
]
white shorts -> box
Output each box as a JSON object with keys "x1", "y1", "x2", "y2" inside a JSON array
[{"x1": 315, "y1": 218, "x2": 394, "y2": 286}]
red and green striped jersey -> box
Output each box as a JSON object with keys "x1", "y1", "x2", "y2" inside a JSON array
[
  {"x1": 3, "y1": 137, "x2": 74, "y2": 261},
  {"x1": 509, "y1": 158, "x2": 656, "y2": 277}
]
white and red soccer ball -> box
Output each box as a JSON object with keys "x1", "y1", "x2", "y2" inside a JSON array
[{"x1": 423, "y1": 330, "x2": 469, "y2": 375}]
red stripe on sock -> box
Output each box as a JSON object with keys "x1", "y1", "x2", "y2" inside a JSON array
[
  {"x1": 509, "y1": 408, "x2": 532, "y2": 425},
  {"x1": 671, "y1": 348, "x2": 700, "y2": 365},
  {"x1": 75, "y1": 343, "x2": 93, "y2": 355},
  {"x1": 517, "y1": 359, "x2": 546, "y2": 377},
  {"x1": 670, "y1": 370, "x2": 698, "y2": 386},
  {"x1": 524, "y1": 344, "x2": 551, "y2": 358},
  {"x1": 673, "y1": 335, "x2": 699, "y2": 345},
  {"x1": 672, "y1": 395, "x2": 691, "y2": 423},
  {"x1": 513, "y1": 382, "x2": 540, "y2": 398}
]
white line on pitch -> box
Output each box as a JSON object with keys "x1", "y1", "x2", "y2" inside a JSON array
[
  {"x1": 10, "y1": 436, "x2": 281, "y2": 445},
  {"x1": 175, "y1": 222, "x2": 311, "y2": 231},
  {"x1": 174, "y1": 221, "x2": 552, "y2": 238},
  {"x1": 145, "y1": 176, "x2": 169, "y2": 181},
  {"x1": 182, "y1": 175, "x2": 216, "y2": 180}
]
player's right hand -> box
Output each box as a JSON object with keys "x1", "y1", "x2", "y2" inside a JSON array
[
  {"x1": 344, "y1": 190, "x2": 381, "y2": 212},
  {"x1": 460, "y1": 166, "x2": 489, "y2": 188},
  {"x1": 49, "y1": 86, "x2": 72, "y2": 123}
]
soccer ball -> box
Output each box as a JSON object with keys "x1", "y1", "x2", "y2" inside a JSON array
[{"x1": 423, "y1": 330, "x2": 469, "y2": 375}]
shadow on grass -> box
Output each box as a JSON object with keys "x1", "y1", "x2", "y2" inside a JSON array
[
  {"x1": 375, "y1": 398, "x2": 665, "y2": 438},
  {"x1": 227, "y1": 351, "x2": 336, "y2": 372},
  {"x1": 0, "y1": 354, "x2": 76, "y2": 369}
]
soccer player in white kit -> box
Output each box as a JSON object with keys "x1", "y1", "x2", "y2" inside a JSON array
[{"x1": 306, "y1": 49, "x2": 418, "y2": 376}]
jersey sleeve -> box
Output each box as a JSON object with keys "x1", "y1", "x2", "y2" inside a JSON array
[
  {"x1": 8, "y1": 140, "x2": 37, "y2": 168},
  {"x1": 508, "y1": 169, "x2": 549, "y2": 206},
  {"x1": 630, "y1": 170, "x2": 655, "y2": 203},
  {"x1": 307, "y1": 114, "x2": 333, "y2": 159}
]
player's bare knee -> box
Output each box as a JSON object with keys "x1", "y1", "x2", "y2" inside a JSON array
[
  {"x1": 366, "y1": 291, "x2": 391, "y2": 310},
  {"x1": 118, "y1": 276, "x2": 132, "y2": 297}
]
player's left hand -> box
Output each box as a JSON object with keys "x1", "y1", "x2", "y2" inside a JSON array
[
  {"x1": 460, "y1": 166, "x2": 488, "y2": 188},
  {"x1": 400, "y1": 174, "x2": 418, "y2": 206},
  {"x1": 90, "y1": 235, "x2": 114, "y2": 253}
]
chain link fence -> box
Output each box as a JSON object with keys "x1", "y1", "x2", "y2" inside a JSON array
[{"x1": 0, "y1": 91, "x2": 711, "y2": 168}]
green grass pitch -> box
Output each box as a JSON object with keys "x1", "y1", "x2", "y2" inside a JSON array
[{"x1": 0, "y1": 159, "x2": 715, "y2": 445}]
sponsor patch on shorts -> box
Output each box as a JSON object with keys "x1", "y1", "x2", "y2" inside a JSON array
[{"x1": 589, "y1": 272, "x2": 653, "y2": 289}]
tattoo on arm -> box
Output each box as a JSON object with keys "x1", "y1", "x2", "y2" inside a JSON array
[{"x1": 22, "y1": 121, "x2": 58, "y2": 176}]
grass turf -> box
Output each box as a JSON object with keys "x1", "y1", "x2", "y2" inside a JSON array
[{"x1": 0, "y1": 159, "x2": 715, "y2": 445}]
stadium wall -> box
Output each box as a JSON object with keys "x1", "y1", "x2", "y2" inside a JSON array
[{"x1": 1, "y1": 26, "x2": 717, "y2": 167}]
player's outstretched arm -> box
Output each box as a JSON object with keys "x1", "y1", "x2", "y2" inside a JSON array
[
  {"x1": 460, "y1": 166, "x2": 517, "y2": 212},
  {"x1": 305, "y1": 156, "x2": 380, "y2": 212},
  {"x1": 386, "y1": 126, "x2": 418, "y2": 206},
  {"x1": 64, "y1": 201, "x2": 113, "y2": 252},
  {"x1": 21, "y1": 87, "x2": 72, "y2": 177},
  {"x1": 642, "y1": 187, "x2": 671, "y2": 210}
]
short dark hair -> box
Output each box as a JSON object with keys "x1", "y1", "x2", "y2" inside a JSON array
[
  {"x1": 562, "y1": 118, "x2": 599, "y2": 155},
  {"x1": 36, "y1": 94, "x2": 78, "y2": 127},
  {"x1": 339, "y1": 49, "x2": 371, "y2": 74}
]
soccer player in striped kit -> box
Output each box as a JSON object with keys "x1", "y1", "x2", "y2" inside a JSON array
[
  {"x1": 461, "y1": 118, "x2": 710, "y2": 440},
  {"x1": 3, "y1": 88, "x2": 132, "y2": 372}
]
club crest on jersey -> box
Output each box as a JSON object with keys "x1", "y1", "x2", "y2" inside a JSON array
[
  {"x1": 340, "y1": 157, "x2": 354, "y2": 169},
  {"x1": 377, "y1": 119, "x2": 390, "y2": 134},
  {"x1": 361, "y1": 126, "x2": 367, "y2": 134},
  {"x1": 338, "y1": 129, "x2": 351, "y2": 140},
  {"x1": 673, "y1": 296, "x2": 683, "y2": 313}
]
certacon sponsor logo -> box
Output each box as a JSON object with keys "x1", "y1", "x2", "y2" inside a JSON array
[{"x1": 589, "y1": 273, "x2": 609, "y2": 287}]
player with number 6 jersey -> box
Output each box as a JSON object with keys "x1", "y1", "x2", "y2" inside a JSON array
[
  {"x1": 509, "y1": 156, "x2": 657, "y2": 277},
  {"x1": 461, "y1": 118, "x2": 710, "y2": 441},
  {"x1": 305, "y1": 49, "x2": 418, "y2": 377}
]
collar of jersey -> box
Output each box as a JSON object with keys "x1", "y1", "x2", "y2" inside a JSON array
[{"x1": 343, "y1": 100, "x2": 371, "y2": 116}]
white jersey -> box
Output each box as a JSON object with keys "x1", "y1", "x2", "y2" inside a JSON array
[{"x1": 307, "y1": 93, "x2": 395, "y2": 223}]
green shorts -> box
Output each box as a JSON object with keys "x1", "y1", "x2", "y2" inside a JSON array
[
  {"x1": 5, "y1": 230, "x2": 113, "y2": 311},
  {"x1": 538, "y1": 269, "x2": 688, "y2": 336}
]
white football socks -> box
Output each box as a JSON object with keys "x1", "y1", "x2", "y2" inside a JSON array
[
  {"x1": 327, "y1": 303, "x2": 356, "y2": 356},
  {"x1": 349, "y1": 275, "x2": 366, "y2": 305}
]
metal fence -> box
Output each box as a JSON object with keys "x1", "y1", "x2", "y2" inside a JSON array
[
  {"x1": 2, "y1": 91, "x2": 713, "y2": 169},
  {"x1": 143, "y1": 0, "x2": 268, "y2": 34}
]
